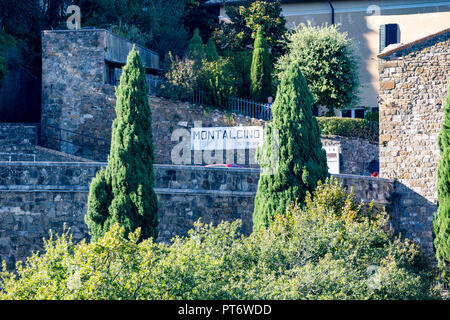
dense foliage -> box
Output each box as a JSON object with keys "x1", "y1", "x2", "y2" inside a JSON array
[
  {"x1": 434, "y1": 85, "x2": 450, "y2": 280},
  {"x1": 186, "y1": 28, "x2": 205, "y2": 65},
  {"x1": 0, "y1": 178, "x2": 439, "y2": 300},
  {"x1": 204, "y1": 38, "x2": 219, "y2": 62},
  {"x1": 198, "y1": 57, "x2": 238, "y2": 110},
  {"x1": 276, "y1": 23, "x2": 359, "y2": 115},
  {"x1": 214, "y1": 0, "x2": 287, "y2": 60},
  {"x1": 224, "y1": 49, "x2": 252, "y2": 98},
  {"x1": 250, "y1": 28, "x2": 272, "y2": 102},
  {"x1": 159, "y1": 32, "x2": 239, "y2": 110},
  {"x1": 73, "y1": 0, "x2": 189, "y2": 57},
  {"x1": 253, "y1": 60, "x2": 328, "y2": 230},
  {"x1": 85, "y1": 47, "x2": 158, "y2": 242},
  {"x1": 317, "y1": 117, "x2": 379, "y2": 143},
  {"x1": 0, "y1": 33, "x2": 18, "y2": 85}
]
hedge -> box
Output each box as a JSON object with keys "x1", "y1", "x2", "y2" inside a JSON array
[{"x1": 317, "y1": 117, "x2": 379, "y2": 143}]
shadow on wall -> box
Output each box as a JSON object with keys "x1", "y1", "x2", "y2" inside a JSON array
[
  {"x1": 390, "y1": 181, "x2": 437, "y2": 256},
  {"x1": 0, "y1": 68, "x2": 41, "y2": 123}
]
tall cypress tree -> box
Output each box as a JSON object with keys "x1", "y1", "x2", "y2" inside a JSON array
[
  {"x1": 250, "y1": 28, "x2": 272, "y2": 102},
  {"x1": 204, "y1": 38, "x2": 219, "y2": 61},
  {"x1": 253, "y1": 61, "x2": 329, "y2": 230},
  {"x1": 85, "y1": 46, "x2": 158, "y2": 241},
  {"x1": 434, "y1": 85, "x2": 450, "y2": 280},
  {"x1": 186, "y1": 28, "x2": 204, "y2": 63}
]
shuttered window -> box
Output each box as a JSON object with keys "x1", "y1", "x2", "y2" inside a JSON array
[{"x1": 379, "y1": 24, "x2": 400, "y2": 52}]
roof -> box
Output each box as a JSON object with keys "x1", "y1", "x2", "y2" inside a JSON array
[{"x1": 378, "y1": 27, "x2": 450, "y2": 58}]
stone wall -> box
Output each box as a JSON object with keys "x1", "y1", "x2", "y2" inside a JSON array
[
  {"x1": 321, "y1": 135, "x2": 379, "y2": 175},
  {"x1": 378, "y1": 29, "x2": 449, "y2": 253},
  {"x1": 41, "y1": 30, "x2": 118, "y2": 158},
  {"x1": 0, "y1": 123, "x2": 38, "y2": 152},
  {"x1": 0, "y1": 161, "x2": 394, "y2": 269}
]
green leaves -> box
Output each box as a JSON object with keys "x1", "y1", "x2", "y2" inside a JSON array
[
  {"x1": 253, "y1": 60, "x2": 328, "y2": 231},
  {"x1": 85, "y1": 47, "x2": 158, "y2": 243},
  {"x1": 434, "y1": 85, "x2": 450, "y2": 281},
  {"x1": 275, "y1": 23, "x2": 360, "y2": 115},
  {"x1": 214, "y1": 0, "x2": 287, "y2": 60},
  {"x1": 0, "y1": 180, "x2": 439, "y2": 300},
  {"x1": 250, "y1": 28, "x2": 272, "y2": 102}
]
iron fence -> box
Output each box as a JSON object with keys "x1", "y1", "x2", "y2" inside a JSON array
[{"x1": 0, "y1": 152, "x2": 36, "y2": 162}]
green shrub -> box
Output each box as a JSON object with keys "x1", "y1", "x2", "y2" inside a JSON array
[
  {"x1": 204, "y1": 38, "x2": 219, "y2": 62},
  {"x1": 434, "y1": 85, "x2": 450, "y2": 281},
  {"x1": 156, "y1": 53, "x2": 198, "y2": 101},
  {"x1": 275, "y1": 23, "x2": 359, "y2": 115},
  {"x1": 186, "y1": 28, "x2": 205, "y2": 64},
  {"x1": 0, "y1": 178, "x2": 439, "y2": 300},
  {"x1": 225, "y1": 49, "x2": 252, "y2": 98},
  {"x1": 317, "y1": 117, "x2": 379, "y2": 143},
  {"x1": 365, "y1": 108, "x2": 379, "y2": 122},
  {"x1": 197, "y1": 57, "x2": 238, "y2": 110}
]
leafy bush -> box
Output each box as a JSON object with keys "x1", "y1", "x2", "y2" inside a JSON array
[
  {"x1": 317, "y1": 117, "x2": 379, "y2": 143},
  {"x1": 365, "y1": 108, "x2": 379, "y2": 122},
  {"x1": 0, "y1": 178, "x2": 439, "y2": 300},
  {"x1": 434, "y1": 85, "x2": 450, "y2": 281},
  {"x1": 276, "y1": 23, "x2": 359, "y2": 115},
  {"x1": 214, "y1": 0, "x2": 287, "y2": 61},
  {"x1": 198, "y1": 57, "x2": 239, "y2": 110},
  {"x1": 225, "y1": 49, "x2": 252, "y2": 98}
]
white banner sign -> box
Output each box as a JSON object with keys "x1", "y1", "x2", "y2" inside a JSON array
[
  {"x1": 191, "y1": 126, "x2": 264, "y2": 150},
  {"x1": 324, "y1": 146, "x2": 340, "y2": 174}
]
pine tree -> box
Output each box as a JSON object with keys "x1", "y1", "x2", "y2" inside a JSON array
[
  {"x1": 250, "y1": 28, "x2": 272, "y2": 102},
  {"x1": 186, "y1": 28, "x2": 204, "y2": 63},
  {"x1": 85, "y1": 46, "x2": 158, "y2": 241},
  {"x1": 204, "y1": 38, "x2": 219, "y2": 61},
  {"x1": 253, "y1": 61, "x2": 329, "y2": 231},
  {"x1": 434, "y1": 85, "x2": 450, "y2": 280}
]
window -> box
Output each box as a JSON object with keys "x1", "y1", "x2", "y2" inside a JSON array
[
  {"x1": 354, "y1": 109, "x2": 365, "y2": 119},
  {"x1": 341, "y1": 109, "x2": 352, "y2": 118},
  {"x1": 379, "y1": 24, "x2": 400, "y2": 52},
  {"x1": 339, "y1": 108, "x2": 365, "y2": 119}
]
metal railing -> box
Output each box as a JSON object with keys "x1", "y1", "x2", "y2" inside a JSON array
[
  {"x1": 147, "y1": 78, "x2": 272, "y2": 121},
  {"x1": 229, "y1": 96, "x2": 272, "y2": 120},
  {"x1": 0, "y1": 152, "x2": 37, "y2": 162}
]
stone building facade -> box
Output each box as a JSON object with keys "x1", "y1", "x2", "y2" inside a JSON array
[
  {"x1": 41, "y1": 29, "x2": 159, "y2": 158},
  {"x1": 378, "y1": 28, "x2": 449, "y2": 253}
]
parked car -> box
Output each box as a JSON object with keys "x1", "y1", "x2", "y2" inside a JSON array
[{"x1": 204, "y1": 164, "x2": 243, "y2": 168}]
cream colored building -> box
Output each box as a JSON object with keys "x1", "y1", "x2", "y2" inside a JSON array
[{"x1": 206, "y1": 0, "x2": 450, "y2": 111}]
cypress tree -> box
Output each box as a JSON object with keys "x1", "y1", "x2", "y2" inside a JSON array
[
  {"x1": 253, "y1": 61, "x2": 329, "y2": 230},
  {"x1": 434, "y1": 85, "x2": 450, "y2": 279},
  {"x1": 186, "y1": 28, "x2": 204, "y2": 63},
  {"x1": 205, "y1": 38, "x2": 219, "y2": 61},
  {"x1": 85, "y1": 46, "x2": 158, "y2": 241},
  {"x1": 250, "y1": 28, "x2": 272, "y2": 102}
]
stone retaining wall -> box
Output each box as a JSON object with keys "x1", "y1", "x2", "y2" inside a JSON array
[
  {"x1": 321, "y1": 135, "x2": 379, "y2": 175},
  {"x1": 0, "y1": 162, "x2": 395, "y2": 269},
  {"x1": 0, "y1": 123, "x2": 38, "y2": 152}
]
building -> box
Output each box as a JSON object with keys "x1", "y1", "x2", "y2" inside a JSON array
[
  {"x1": 205, "y1": 0, "x2": 450, "y2": 116},
  {"x1": 40, "y1": 29, "x2": 159, "y2": 159},
  {"x1": 378, "y1": 27, "x2": 449, "y2": 252}
]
